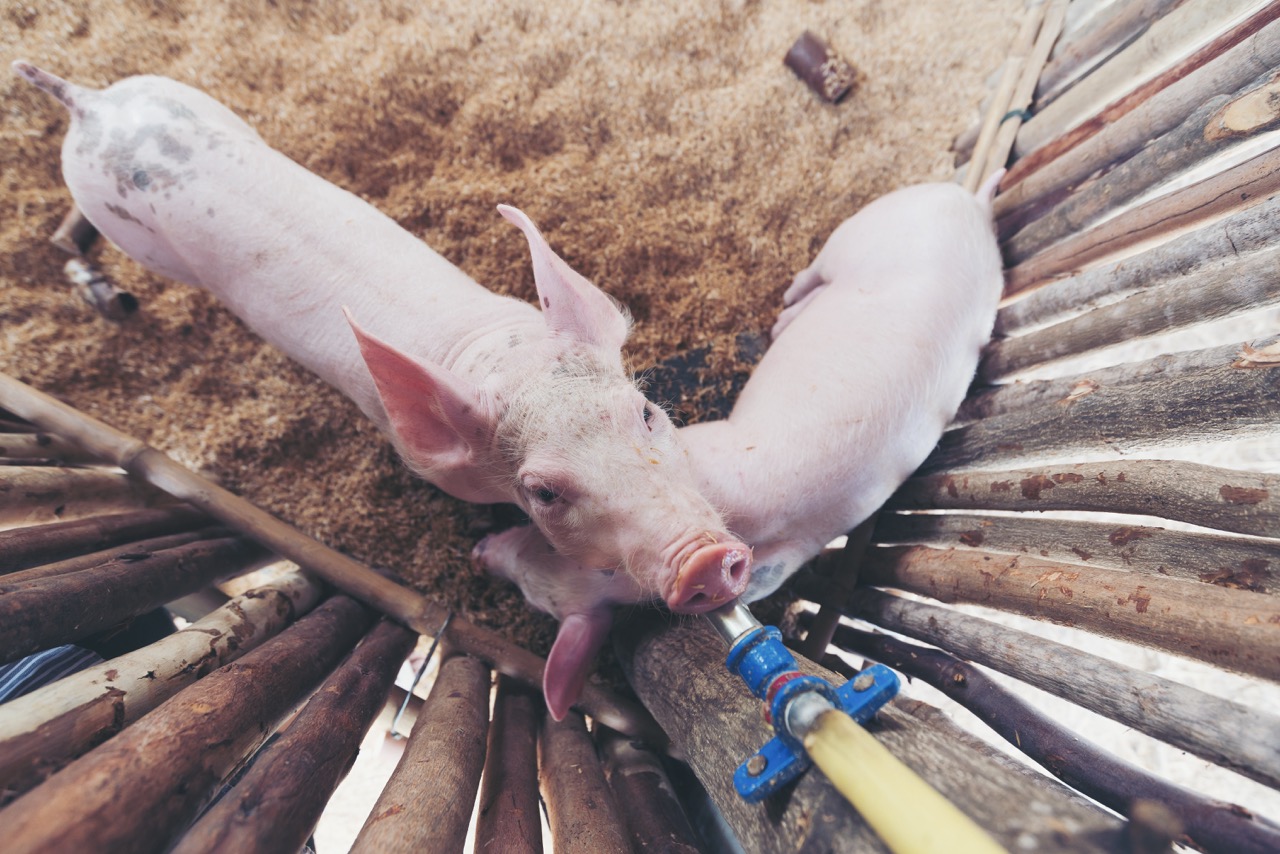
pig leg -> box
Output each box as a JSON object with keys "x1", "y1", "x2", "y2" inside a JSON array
[
  {"x1": 473, "y1": 525, "x2": 615, "y2": 721},
  {"x1": 773, "y1": 269, "x2": 831, "y2": 342},
  {"x1": 772, "y1": 262, "x2": 831, "y2": 340}
]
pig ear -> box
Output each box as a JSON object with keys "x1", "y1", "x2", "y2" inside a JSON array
[
  {"x1": 498, "y1": 205, "x2": 630, "y2": 351},
  {"x1": 345, "y1": 309, "x2": 500, "y2": 494},
  {"x1": 543, "y1": 609, "x2": 613, "y2": 721}
]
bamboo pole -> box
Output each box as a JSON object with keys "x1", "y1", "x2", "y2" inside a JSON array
[
  {"x1": 1011, "y1": 0, "x2": 1270, "y2": 161},
  {"x1": 1035, "y1": 0, "x2": 1188, "y2": 109},
  {"x1": 963, "y1": 1, "x2": 1048, "y2": 192},
  {"x1": 1004, "y1": 73, "x2": 1280, "y2": 264},
  {"x1": 0, "y1": 595, "x2": 373, "y2": 854},
  {"x1": 0, "y1": 370, "x2": 665, "y2": 747},
  {"x1": 988, "y1": 245, "x2": 1280, "y2": 378},
  {"x1": 474, "y1": 675, "x2": 544, "y2": 854},
  {"x1": 827, "y1": 588, "x2": 1280, "y2": 791},
  {"x1": 350, "y1": 652, "x2": 491, "y2": 854},
  {"x1": 0, "y1": 536, "x2": 271, "y2": 664},
  {"x1": 974, "y1": 0, "x2": 1069, "y2": 188},
  {"x1": 596, "y1": 727, "x2": 702, "y2": 854},
  {"x1": 890, "y1": 459, "x2": 1280, "y2": 539},
  {"x1": 994, "y1": 194, "x2": 1280, "y2": 338},
  {"x1": 614, "y1": 610, "x2": 1126, "y2": 852},
  {"x1": 930, "y1": 341, "x2": 1280, "y2": 472},
  {"x1": 539, "y1": 712, "x2": 631, "y2": 854},
  {"x1": 0, "y1": 466, "x2": 168, "y2": 525},
  {"x1": 1004, "y1": 3, "x2": 1280, "y2": 191},
  {"x1": 173, "y1": 619, "x2": 416, "y2": 854},
  {"x1": 832, "y1": 624, "x2": 1280, "y2": 853},
  {"x1": 859, "y1": 545, "x2": 1280, "y2": 681},
  {"x1": 0, "y1": 568, "x2": 324, "y2": 803},
  {"x1": 0, "y1": 506, "x2": 210, "y2": 574},
  {"x1": 1005, "y1": 143, "x2": 1280, "y2": 296},
  {"x1": 997, "y1": 16, "x2": 1280, "y2": 228},
  {"x1": 3, "y1": 526, "x2": 231, "y2": 585},
  {"x1": 874, "y1": 512, "x2": 1279, "y2": 592}
]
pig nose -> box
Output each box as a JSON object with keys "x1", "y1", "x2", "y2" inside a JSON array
[{"x1": 667, "y1": 542, "x2": 752, "y2": 613}]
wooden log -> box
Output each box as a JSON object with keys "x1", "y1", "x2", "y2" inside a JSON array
[
  {"x1": 0, "y1": 506, "x2": 211, "y2": 575},
  {"x1": 539, "y1": 712, "x2": 630, "y2": 854},
  {"x1": 0, "y1": 536, "x2": 271, "y2": 664},
  {"x1": 613, "y1": 610, "x2": 1126, "y2": 852},
  {"x1": 475, "y1": 675, "x2": 544, "y2": 854},
  {"x1": 994, "y1": 194, "x2": 1280, "y2": 338},
  {"x1": 1004, "y1": 3, "x2": 1280, "y2": 192},
  {"x1": 931, "y1": 341, "x2": 1280, "y2": 472},
  {"x1": 3, "y1": 527, "x2": 232, "y2": 585},
  {"x1": 0, "y1": 411, "x2": 37, "y2": 432},
  {"x1": 1005, "y1": 143, "x2": 1280, "y2": 296},
  {"x1": 800, "y1": 513, "x2": 879, "y2": 660},
  {"x1": 874, "y1": 512, "x2": 1280, "y2": 592},
  {"x1": 1011, "y1": 0, "x2": 1270, "y2": 161},
  {"x1": 833, "y1": 587, "x2": 1280, "y2": 791},
  {"x1": 832, "y1": 623, "x2": 1280, "y2": 853},
  {"x1": 963, "y1": 339, "x2": 1261, "y2": 423},
  {"x1": 987, "y1": 247, "x2": 1280, "y2": 378},
  {"x1": 1005, "y1": 73, "x2": 1280, "y2": 266},
  {"x1": 1035, "y1": 0, "x2": 1188, "y2": 109},
  {"x1": 350, "y1": 652, "x2": 491, "y2": 854},
  {"x1": 0, "y1": 370, "x2": 664, "y2": 747},
  {"x1": 859, "y1": 545, "x2": 1280, "y2": 681},
  {"x1": 0, "y1": 457, "x2": 62, "y2": 467},
  {"x1": 0, "y1": 466, "x2": 168, "y2": 525},
  {"x1": 0, "y1": 433, "x2": 97, "y2": 465},
  {"x1": 891, "y1": 459, "x2": 1280, "y2": 539},
  {"x1": 999, "y1": 15, "x2": 1280, "y2": 230},
  {"x1": 0, "y1": 568, "x2": 323, "y2": 803},
  {"x1": 173, "y1": 619, "x2": 416, "y2": 854},
  {"x1": 596, "y1": 727, "x2": 702, "y2": 854},
  {"x1": 0, "y1": 595, "x2": 372, "y2": 854}
]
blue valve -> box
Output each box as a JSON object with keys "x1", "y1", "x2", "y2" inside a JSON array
[{"x1": 717, "y1": 614, "x2": 900, "y2": 802}]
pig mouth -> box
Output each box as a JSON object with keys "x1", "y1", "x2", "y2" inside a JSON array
[{"x1": 661, "y1": 533, "x2": 753, "y2": 614}]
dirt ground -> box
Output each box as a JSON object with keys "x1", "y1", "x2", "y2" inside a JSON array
[{"x1": 0, "y1": 0, "x2": 1019, "y2": 657}]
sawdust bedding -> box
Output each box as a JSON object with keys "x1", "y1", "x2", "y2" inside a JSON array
[{"x1": 0, "y1": 1, "x2": 1019, "y2": 661}]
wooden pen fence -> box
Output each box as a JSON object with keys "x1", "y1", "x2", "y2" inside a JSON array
[{"x1": 2, "y1": 0, "x2": 1279, "y2": 851}]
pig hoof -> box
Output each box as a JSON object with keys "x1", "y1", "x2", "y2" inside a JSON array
[{"x1": 470, "y1": 537, "x2": 493, "y2": 573}]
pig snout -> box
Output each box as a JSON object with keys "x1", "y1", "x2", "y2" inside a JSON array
[{"x1": 663, "y1": 538, "x2": 752, "y2": 613}]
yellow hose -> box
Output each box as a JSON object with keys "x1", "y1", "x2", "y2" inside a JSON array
[{"x1": 803, "y1": 708, "x2": 1008, "y2": 854}]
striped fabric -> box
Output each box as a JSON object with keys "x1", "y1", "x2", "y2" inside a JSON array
[{"x1": 0, "y1": 645, "x2": 103, "y2": 704}]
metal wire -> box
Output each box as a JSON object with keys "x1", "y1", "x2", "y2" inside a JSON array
[{"x1": 389, "y1": 610, "x2": 454, "y2": 739}]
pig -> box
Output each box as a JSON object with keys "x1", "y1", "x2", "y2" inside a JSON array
[
  {"x1": 14, "y1": 63, "x2": 753, "y2": 706},
  {"x1": 476, "y1": 176, "x2": 1005, "y2": 717}
]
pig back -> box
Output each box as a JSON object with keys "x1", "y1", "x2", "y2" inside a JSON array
[
  {"x1": 704, "y1": 183, "x2": 1001, "y2": 559},
  {"x1": 59, "y1": 73, "x2": 539, "y2": 423},
  {"x1": 740, "y1": 182, "x2": 1000, "y2": 427}
]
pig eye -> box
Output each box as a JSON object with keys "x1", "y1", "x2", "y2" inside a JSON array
[
  {"x1": 531, "y1": 485, "x2": 561, "y2": 506},
  {"x1": 642, "y1": 403, "x2": 659, "y2": 430}
]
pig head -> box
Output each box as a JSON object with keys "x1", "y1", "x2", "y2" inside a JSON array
[{"x1": 345, "y1": 208, "x2": 752, "y2": 716}]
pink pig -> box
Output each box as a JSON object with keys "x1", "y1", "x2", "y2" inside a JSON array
[
  {"x1": 15, "y1": 64, "x2": 753, "y2": 680},
  {"x1": 478, "y1": 177, "x2": 1004, "y2": 717}
]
